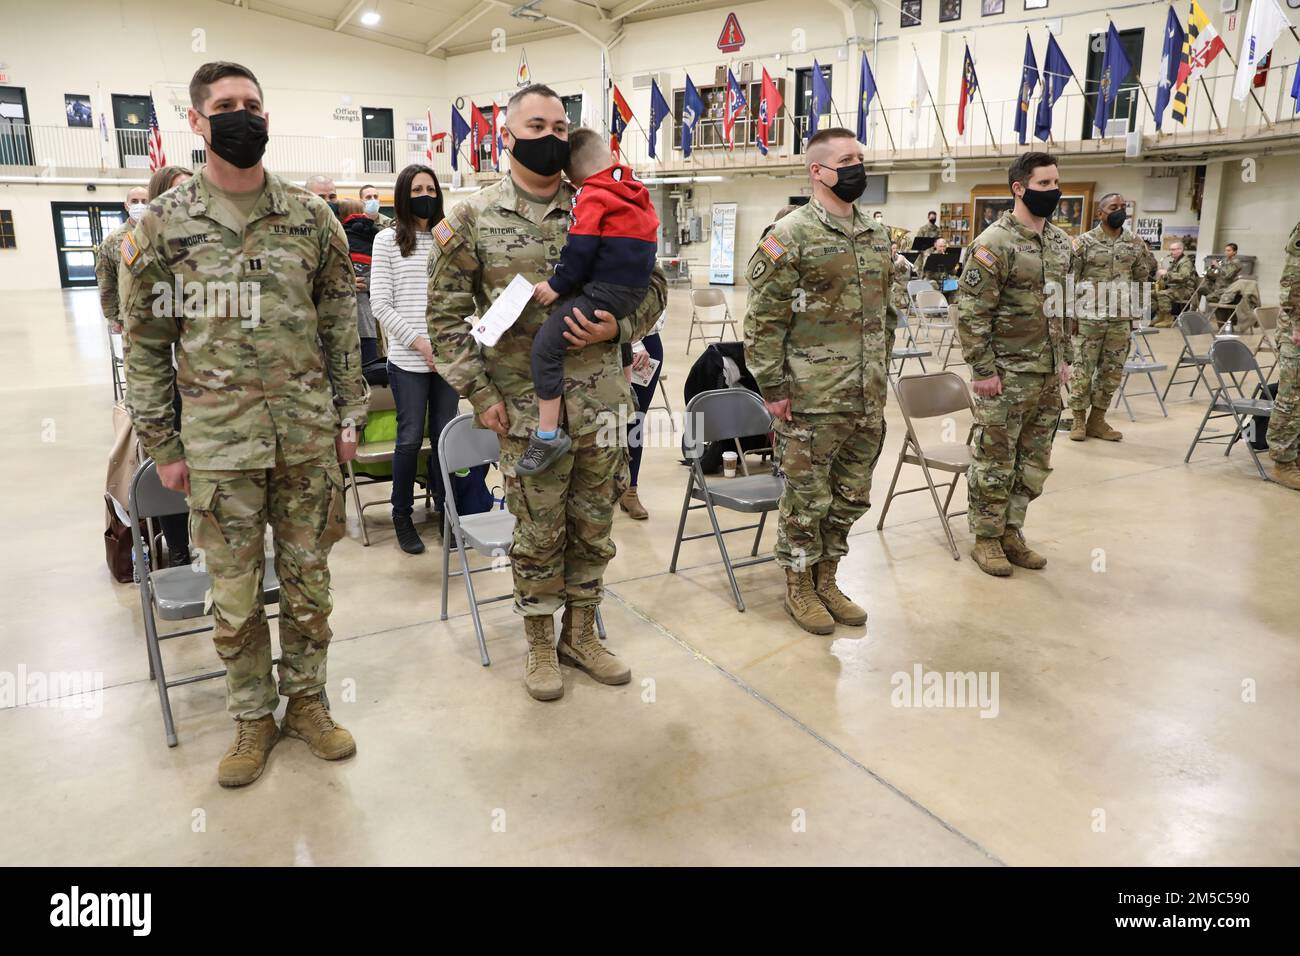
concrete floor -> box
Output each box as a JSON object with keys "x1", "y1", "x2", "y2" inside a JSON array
[{"x1": 1, "y1": 284, "x2": 1297, "y2": 866}]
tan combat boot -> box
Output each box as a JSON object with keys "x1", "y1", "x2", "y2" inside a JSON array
[
  {"x1": 282, "y1": 692, "x2": 356, "y2": 760},
  {"x1": 217, "y1": 714, "x2": 280, "y2": 788},
  {"x1": 1000, "y1": 527, "x2": 1047, "y2": 570},
  {"x1": 971, "y1": 536, "x2": 1013, "y2": 577},
  {"x1": 1086, "y1": 407, "x2": 1123, "y2": 441},
  {"x1": 1270, "y1": 459, "x2": 1300, "y2": 490},
  {"x1": 1151, "y1": 312, "x2": 1175, "y2": 328},
  {"x1": 557, "y1": 604, "x2": 631, "y2": 685},
  {"x1": 1069, "y1": 413, "x2": 1088, "y2": 441},
  {"x1": 524, "y1": 615, "x2": 564, "y2": 700},
  {"x1": 618, "y1": 487, "x2": 649, "y2": 520},
  {"x1": 783, "y1": 568, "x2": 835, "y2": 635},
  {"x1": 813, "y1": 559, "x2": 868, "y2": 626}
]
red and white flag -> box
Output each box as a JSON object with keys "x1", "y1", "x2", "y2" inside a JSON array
[{"x1": 147, "y1": 96, "x2": 166, "y2": 171}]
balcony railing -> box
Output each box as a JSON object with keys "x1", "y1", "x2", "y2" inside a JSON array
[{"x1": 1, "y1": 61, "x2": 1293, "y2": 185}]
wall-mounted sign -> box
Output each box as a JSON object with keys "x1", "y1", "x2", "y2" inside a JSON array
[
  {"x1": 717, "y1": 12, "x2": 745, "y2": 53},
  {"x1": 709, "y1": 202, "x2": 738, "y2": 284},
  {"x1": 1134, "y1": 217, "x2": 1162, "y2": 247},
  {"x1": 333, "y1": 106, "x2": 361, "y2": 123}
]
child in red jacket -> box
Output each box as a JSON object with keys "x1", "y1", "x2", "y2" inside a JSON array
[{"x1": 516, "y1": 128, "x2": 660, "y2": 475}]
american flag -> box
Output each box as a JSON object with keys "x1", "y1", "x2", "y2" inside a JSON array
[{"x1": 147, "y1": 96, "x2": 166, "y2": 171}]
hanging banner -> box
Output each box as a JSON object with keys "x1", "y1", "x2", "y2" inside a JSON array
[
  {"x1": 1134, "y1": 216, "x2": 1162, "y2": 248},
  {"x1": 709, "y1": 202, "x2": 738, "y2": 285}
]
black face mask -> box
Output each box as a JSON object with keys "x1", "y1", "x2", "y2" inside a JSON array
[
  {"x1": 205, "y1": 110, "x2": 268, "y2": 169},
  {"x1": 824, "y1": 163, "x2": 867, "y2": 204},
  {"x1": 410, "y1": 194, "x2": 442, "y2": 222},
  {"x1": 326, "y1": 201, "x2": 340, "y2": 219},
  {"x1": 1020, "y1": 187, "x2": 1061, "y2": 219},
  {"x1": 928, "y1": 216, "x2": 937, "y2": 224},
  {"x1": 509, "y1": 133, "x2": 569, "y2": 177},
  {"x1": 1106, "y1": 208, "x2": 1127, "y2": 229}
]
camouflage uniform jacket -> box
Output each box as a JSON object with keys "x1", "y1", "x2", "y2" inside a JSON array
[
  {"x1": 97, "y1": 220, "x2": 132, "y2": 332},
  {"x1": 1280, "y1": 223, "x2": 1300, "y2": 339},
  {"x1": 425, "y1": 175, "x2": 666, "y2": 439},
  {"x1": 914, "y1": 222, "x2": 941, "y2": 240},
  {"x1": 120, "y1": 168, "x2": 369, "y2": 469},
  {"x1": 1069, "y1": 225, "x2": 1152, "y2": 320},
  {"x1": 1162, "y1": 253, "x2": 1199, "y2": 293},
  {"x1": 1208, "y1": 256, "x2": 1243, "y2": 295},
  {"x1": 742, "y1": 199, "x2": 896, "y2": 414},
  {"x1": 957, "y1": 211, "x2": 1074, "y2": 380}
]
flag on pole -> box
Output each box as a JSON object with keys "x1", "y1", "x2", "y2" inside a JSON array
[
  {"x1": 856, "y1": 51, "x2": 877, "y2": 143},
  {"x1": 1014, "y1": 36, "x2": 1039, "y2": 145},
  {"x1": 425, "y1": 109, "x2": 447, "y2": 160},
  {"x1": 905, "y1": 50, "x2": 931, "y2": 147},
  {"x1": 681, "y1": 75, "x2": 703, "y2": 158},
  {"x1": 610, "y1": 85, "x2": 633, "y2": 161},
  {"x1": 648, "y1": 78, "x2": 670, "y2": 159},
  {"x1": 1154, "y1": 7, "x2": 1187, "y2": 131},
  {"x1": 755, "y1": 67, "x2": 782, "y2": 155},
  {"x1": 1036, "y1": 33, "x2": 1074, "y2": 141},
  {"x1": 957, "y1": 45, "x2": 979, "y2": 137},
  {"x1": 1232, "y1": 0, "x2": 1291, "y2": 101},
  {"x1": 491, "y1": 103, "x2": 502, "y2": 169},
  {"x1": 147, "y1": 96, "x2": 166, "y2": 171},
  {"x1": 469, "y1": 103, "x2": 491, "y2": 172},
  {"x1": 1292, "y1": 59, "x2": 1300, "y2": 113},
  {"x1": 1254, "y1": 52, "x2": 1272, "y2": 88},
  {"x1": 1173, "y1": 0, "x2": 1227, "y2": 122},
  {"x1": 723, "y1": 69, "x2": 748, "y2": 150},
  {"x1": 450, "y1": 106, "x2": 470, "y2": 171},
  {"x1": 1095, "y1": 23, "x2": 1132, "y2": 136},
  {"x1": 808, "y1": 59, "x2": 831, "y2": 139}
]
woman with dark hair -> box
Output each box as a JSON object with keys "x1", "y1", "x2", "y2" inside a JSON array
[
  {"x1": 147, "y1": 165, "x2": 192, "y2": 201},
  {"x1": 369, "y1": 164, "x2": 460, "y2": 554}
]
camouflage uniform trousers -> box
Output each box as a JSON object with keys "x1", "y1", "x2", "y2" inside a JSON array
[
  {"x1": 773, "y1": 412, "x2": 886, "y2": 569},
  {"x1": 499, "y1": 428, "x2": 629, "y2": 616},
  {"x1": 1068, "y1": 319, "x2": 1129, "y2": 414},
  {"x1": 1155, "y1": 284, "x2": 1197, "y2": 318},
  {"x1": 1268, "y1": 343, "x2": 1300, "y2": 464},
  {"x1": 968, "y1": 370, "x2": 1062, "y2": 538},
  {"x1": 186, "y1": 454, "x2": 347, "y2": 719}
]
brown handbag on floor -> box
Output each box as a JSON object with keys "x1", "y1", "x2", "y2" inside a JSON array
[
  {"x1": 106, "y1": 402, "x2": 143, "y2": 583},
  {"x1": 104, "y1": 494, "x2": 136, "y2": 583}
]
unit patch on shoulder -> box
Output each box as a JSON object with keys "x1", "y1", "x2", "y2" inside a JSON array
[
  {"x1": 433, "y1": 218, "x2": 456, "y2": 247},
  {"x1": 972, "y1": 246, "x2": 997, "y2": 269},
  {"x1": 121, "y1": 233, "x2": 140, "y2": 266},
  {"x1": 964, "y1": 266, "x2": 983, "y2": 286},
  {"x1": 751, "y1": 258, "x2": 768, "y2": 281},
  {"x1": 760, "y1": 233, "x2": 788, "y2": 263}
]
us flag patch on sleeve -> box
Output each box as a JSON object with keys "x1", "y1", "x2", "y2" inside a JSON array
[
  {"x1": 121, "y1": 233, "x2": 140, "y2": 266},
  {"x1": 433, "y1": 218, "x2": 456, "y2": 247},
  {"x1": 760, "y1": 233, "x2": 787, "y2": 263},
  {"x1": 972, "y1": 246, "x2": 996, "y2": 269}
]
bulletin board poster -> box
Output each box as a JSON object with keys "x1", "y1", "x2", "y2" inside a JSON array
[
  {"x1": 709, "y1": 202, "x2": 738, "y2": 285},
  {"x1": 1134, "y1": 217, "x2": 1162, "y2": 248}
]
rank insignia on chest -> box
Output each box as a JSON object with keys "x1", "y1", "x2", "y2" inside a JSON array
[
  {"x1": 121, "y1": 234, "x2": 140, "y2": 266},
  {"x1": 760, "y1": 233, "x2": 787, "y2": 263},
  {"x1": 972, "y1": 246, "x2": 996, "y2": 269},
  {"x1": 433, "y1": 219, "x2": 456, "y2": 247}
]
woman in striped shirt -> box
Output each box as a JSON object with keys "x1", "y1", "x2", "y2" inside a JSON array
[{"x1": 369, "y1": 164, "x2": 458, "y2": 554}]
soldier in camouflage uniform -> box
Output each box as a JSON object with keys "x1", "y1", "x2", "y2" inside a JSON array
[
  {"x1": 121, "y1": 62, "x2": 369, "y2": 787},
  {"x1": 1066, "y1": 193, "x2": 1151, "y2": 442},
  {"x1": 425, "y1": 85, "x2": 666, "y2": 701},
  {"x1": 96, "y1": 186, "x2": 150, "y2": 335},
  {"x1": 1269, "y1": 222, "x2": 1300, "y2": 490},
  {"x1": 957, "y1": 152, "x2": 1073, "y2": 577},
  {"x1": 1206, "y1": 243, "x2": 1243, "y2": 300},
  {"x1": 1153, "y1": 240, "x2": 1199, "y2": 327},
  {"x1": 744, "y1": 128, "x2": 895, "y2": 635},
  {"x1": 914, "y1": 211, "x2": 941, "y2": 242},
  {"x1": 890, "y1": 242, "x2": 914, "y2": 330}
]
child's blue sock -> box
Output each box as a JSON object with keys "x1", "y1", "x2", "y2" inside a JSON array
[{"x1": 536, "y1": 428, "x2": 557, "y2": 440}]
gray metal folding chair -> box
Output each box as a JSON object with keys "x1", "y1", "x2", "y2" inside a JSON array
[
  {"x1": 1112, "y1": 324, "x2": 1168, "y2": 421},
  {"x1": 109, "y1": 333, "x2": 126, "y2": 402},
  {"x1": 1251, "y1": 305, "x2": 1281, "y2": 380},
  {"x1": 1184, "y1": 339, "x2": 1274, "y2": 479},
  {"x1": 437, "y1": 414, "x2": 604, "y2": 666},
  {"x1": 686, "y1": 288, "x2": 739, "y2": 353},
  {"x1": 889, "y1": 309, "x2": 932, "y2": 379},
  {"x1": 669, "y1": 389, "x2": 784, "y2": 611},
  {"x1": 876, "y1": 371, "x2": 974, "y2": 560},
  {"x1": 1161, "y1": 311, "x2": 1238, "y2": 401},
  {"x1": 345, "y1": 384, "x2": 433, "y2": 546},
  {"x1": 128, "y1": 460, "x2": 280, "y2": 747}
]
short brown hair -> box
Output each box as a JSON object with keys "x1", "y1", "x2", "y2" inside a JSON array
[
  {"x1": 1008, "y1": 151, "x2": 1059, "y2": 190},
  {"x1": 507, "y1": 83, "x2": 562, "y2": 113},
  {"x1": 189, "y1": 61, "x2": 263, "y2": 110},
  {"x1": 806, "y1": 127, "x2": 857, "y2": 152},
  {"x1": 147, "y1": 165, "x2": 191, "y2": 200},
  {"x1": 565, "y1": 127, "x2": 608, "y2": 177}
]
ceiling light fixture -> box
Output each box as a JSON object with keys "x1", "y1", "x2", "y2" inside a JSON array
[{"x1": 360, "y1": 10, "x2": 381, "y2": 27}]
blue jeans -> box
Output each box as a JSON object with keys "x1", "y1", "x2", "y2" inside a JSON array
[
  {"x1": 626, "y1": 333, "x2": 664, "y2": 487},
  {"x1": 388, "y1": 363, "x2": 460, "y2": 518}
]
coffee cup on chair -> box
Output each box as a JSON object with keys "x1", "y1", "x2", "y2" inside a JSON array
[{"x1": 722, "y1": 451, "x2": 738, "y2": 478}]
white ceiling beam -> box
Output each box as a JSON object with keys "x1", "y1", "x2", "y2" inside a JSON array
[
  {"x1": 425, "y1": 3, "x2": 496, "y2": 55},
  {"x1": 604, "y1": 0, "x2": 658, "y2": 20},
  {"x1": 334, "y1": 0, "x2": 368, "y2": 31}
]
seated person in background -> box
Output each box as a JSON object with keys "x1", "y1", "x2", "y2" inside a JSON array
[
  {"x1": 521, "y1": 127, "x2": 659, "y2": 475},
  {"x1": 1153, "y1": 240, "x2": 1199, "y2": 326},
  {"x1": 1206, "y1": 243, "x2": 1243, "y2": 301},
  {"x1": 340, "y1": 198, "x2": 382, "y2": 365},
  {"x1": 889, "y1": 241, "x2": 914, "y2": 325},
  {"x1": 917, "y1": 237, "x2": 958, "y2": 278}
]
